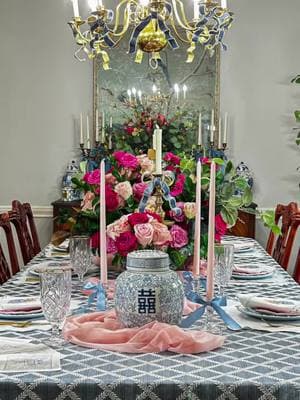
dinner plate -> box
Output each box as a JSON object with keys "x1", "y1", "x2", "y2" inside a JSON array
[
  {"x1": 238, "y1": 306, "x2": 300, "y2": 321},
  {"x1": 0, "y1": 310, "x2": 44, "y2": 320},
  {"x1": 232, "y1": 271, "x2": 274, "y2": 280}
]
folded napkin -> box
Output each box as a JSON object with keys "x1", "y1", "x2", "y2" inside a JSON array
[
  {"x1": 222, "y1": 240, "x2": 254, "y2": 251},
  {"x1": 238, "y1": 294, "x2": 300, "y2": 316},
  {"x1": 63, "y1": 309, "x2": 224, "y2": 354},
  {"x1": 233, "y1": 265, "x2": 274, "y2": 276},
  {"x1": 0, "y1": 296, "x2": 41, "y2": 312}
]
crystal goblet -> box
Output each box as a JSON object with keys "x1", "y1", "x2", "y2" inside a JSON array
[
  {"x1": 69, "y1": 236, "x2": 91, "y2": 287},
  {"x1": 214, "y1": 244, "x2": 234, "y2": 299},
  {"x1": 40, "y1": 265, "x2": 72, "y2": 347}
]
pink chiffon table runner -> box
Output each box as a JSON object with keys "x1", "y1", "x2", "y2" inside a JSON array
[{"x1": 63, "y1": 309, "x2": 224, "y2": 354}]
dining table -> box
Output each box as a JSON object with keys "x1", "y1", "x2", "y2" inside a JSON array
[{"x1": 0, "y1": 236, "x2": 299, "y2": 400}]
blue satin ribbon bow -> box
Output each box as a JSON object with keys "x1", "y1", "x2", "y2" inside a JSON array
[
  {"x1": 138, "y1": 176, "x2": 182, "y2": 216},
  {"x1": 182, "y1": 271, "x2": 207, "y2": 291},
  {"x1": 180, "y1": 282, "x2": 241, "y2": 331},
  {"x1": 83, "y1": 281, "x2": 107, "y2": 311}
]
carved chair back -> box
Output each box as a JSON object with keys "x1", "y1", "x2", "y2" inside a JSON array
[
  {"x1": 266, "y1": 202, "x2": 300, "y2": 269},
  {"x1": 294, "y1": 248, "x2": 300, "y2": 284},
  {"x1": 0, "y1": 212, "x2": 19, "y2": 284},
  {"x1": 8, "y1": 200, "x2": 40, "y2": 265}
]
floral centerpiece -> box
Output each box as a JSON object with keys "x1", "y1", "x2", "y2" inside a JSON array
[{"x1": 70, "y1": 150, "x2": 260, "y2": 270}]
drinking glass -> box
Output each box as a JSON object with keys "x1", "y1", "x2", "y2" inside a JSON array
[
  {"x1": 40, "y1": 265, "x2": 72, "y2": 347},
  {"x1": 69, "y1": 236, "x2": 91, "y2": 286},
  {"x1": 214, "y1": 244, "x2": 234, "y2": 299}
]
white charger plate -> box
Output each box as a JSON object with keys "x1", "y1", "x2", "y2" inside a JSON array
[
  {"x1": 0, "y1": 310, "x2": 44, "y2": 320},
  {"x1": 238, "y1": 305, "x2": 300, "y2": 322}
]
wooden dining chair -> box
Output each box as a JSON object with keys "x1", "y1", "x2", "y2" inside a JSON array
[
  {"x1": 0, "y1": 212, "x2": 19, "y2": 284},
  {"x1": 293, "y1": 248, "x2": 300, "y2": 284},
  {"x1": 266, "y1": 202, "x2": 300, "y2": 269},
  {"x1": 8, "y1": 200, "x2": 41, "y2": 265}
]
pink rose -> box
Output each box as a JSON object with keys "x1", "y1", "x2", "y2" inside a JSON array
[
  {"x1": 105, "y1": 173, "x2": 117, "y2": 186},
  {"x1": 151, "y1": 221, "x2": 172, "y2": 246},
  {"x1": 114, "y1": 181, "x2": 133, "y2": 200},
  {"x1": 105, "y1": 185, "x2": 119, "y2": 212},
  {"x1": 134, "y1": 223, "x2": 154, "y2": 247},
  {"x1": 106, "y1": 215, "x2": 131, "y2": 240},
  {"x1": 83, "y1": 169, "x2": 100, "y2": 185},
  {"x1": 183, "y1": 202, "x2": 196, "y2": 219},
  {"x1": 81, "y1": 191, "x2": 95, "y2": 211},
  {"x1": 169, "y1": 202, "x2": 185, "y2": 223},
  {"x1": 90, "y1": 232, "x2": 99, "y2": 249},
  {"x1": 133, "y1": 182, "x2": 148, "y2": 201},
  {"x1": 115, "y1": 231, "x2": 138, "y2": 256},
  {"x1": 137, "y1": 155, "x2": 154, "y2": 173},
  {"x1": 170, "y1": 225, "x2": 188, "y2": 249}
]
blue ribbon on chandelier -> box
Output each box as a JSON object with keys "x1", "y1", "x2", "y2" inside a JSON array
[
  {"x1": 192, "y1": 4, "x2": 233, "y2": 51},
  {"x1": 90, "y1": 17, "x2": 116, "y2": 48},
  {"x1": 138, "y1": 175, "x2": 182, "y2": 216},
  {"x1": 128, "y1": 4, "x2": 178, "y2": 56}
]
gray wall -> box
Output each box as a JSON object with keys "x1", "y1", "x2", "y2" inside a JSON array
[{"x1": 0, "y1": 0, "x2": 299, "y2": 262}]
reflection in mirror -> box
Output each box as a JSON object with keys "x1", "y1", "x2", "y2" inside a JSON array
[{"x1": 93, "y1": 31, "x2": 219, "y2": 155}]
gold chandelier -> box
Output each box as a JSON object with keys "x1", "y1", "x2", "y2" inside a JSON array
[{"x1": 68, "y1": 0, "x2": 234, "y2": 70}]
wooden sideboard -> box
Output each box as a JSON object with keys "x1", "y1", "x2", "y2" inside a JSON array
[
  {"x1": 51, "y1": 199, "x2": 81, "y2": 233},
  {"x1": 52, "y1": 199, "x2": 256, "y2": 238}
]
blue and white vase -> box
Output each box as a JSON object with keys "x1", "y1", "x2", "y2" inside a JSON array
[{"x1": 115, "y1": 250, "x2": 184, "y2": 328}]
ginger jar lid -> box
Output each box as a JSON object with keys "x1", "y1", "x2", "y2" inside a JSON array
[{"x1": 126, "y1": 250, "x2": 169, "y2": 271}]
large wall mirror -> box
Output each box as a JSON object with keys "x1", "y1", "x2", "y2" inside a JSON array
[{"x1": 93, "y1": 33, "x2": 220, "y2": 155}]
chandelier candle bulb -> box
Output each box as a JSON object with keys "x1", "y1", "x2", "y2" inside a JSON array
[
  {"x1": 100, "y1": 159, "x2": 108, "y2": 285},
  {"x1": 155, "y1": 127, "x2": 162, "y2": 174},
  {"x1": 210, "y1": 109, "x2": 215, "y2": 143},
  {"x1": 86, "y1": 115, "x2": 90, "y2": 149},
  {"x1": 218, "y1": 117, "x2": 222, "y2": 149},
  {"x1": 206, "y1": 161, "x2": 216, "y2": 301},
  {"x1": 223, "y1": 112, "x2": 228, "y2": 144},
  {"x1": 221, "y1": 0, "x2": 227, "y2": 8},
  {"x1": 138, "y1": 90, "x2": 142, "y2": 103},
  {"x1": 183, "y1": 84, "x2": 187, "y2": 100},
  {"x1": 80, "y1": 113, "x2": 84, "y2": 144},
  {"x1": 132, "y1": 88, "x2": 137, "y2": 99},
  {"x1": 95, "y1": 109, "x2": 99, "y2": 142},
  {"x1": 174, "y1": 84, "x2": 179, "y2": 101},
  {"x1": 152, "y1": 85, "x2": 157, "y2": 94},
  {"x1": 127, "y1": 89, "x2": 132, "y2": 102},
  {"x1": 109, "y1": 116, "x2": 113, "y2": 129},
  {"x1": 71, "y1": 0, "x2": 79, "y2": 17},
  {"x1": 197, "y1": 113, "x2": 202, "y2": 146},
  {"x1": 193, "y1": 160, "x2": 202, "y2": 276},
  {"x1": 101, "y1": 111, "x2": 105, "y2": 143}
]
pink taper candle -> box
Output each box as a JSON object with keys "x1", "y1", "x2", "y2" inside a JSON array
[
  {"x1": 100, "y1": 159, "x2": 108, "y2": 285},
  {"x1": 193, "y1": 159, "x2": 202, "y2": 276},
  {"x1": 206, "y1": 161, "x2": 216, "y2": 301}
]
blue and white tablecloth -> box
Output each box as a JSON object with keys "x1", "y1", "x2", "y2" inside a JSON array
[{"x1": 0, "y1": 237, "x2": 299, "y2": 400}]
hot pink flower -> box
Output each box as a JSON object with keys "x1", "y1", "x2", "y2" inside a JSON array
[
  {"x1": 105, "y1": 173, "x2": 117, "y2": 186},
  {"x1": 90, "y1": 232, "x2": 99, "y2": 249},
  {"x1": 115, "y1": 231, "x2": 138, "y2": 256},
  {"x1": 128, "y1": 212, "x2": 149, "y2": 226},
  {"x1": 151, "y1": 221, "x2": 172, "y2": 246},
  {"x1": 164, "y1": 152, "x2": 181, "y2": 165},
  {"x1": 105, "y1": 185, "x2": 119, "y2": 212},
  {"x1": 81, "y1": 191, "x2": 95, "y2": 211},
  {"x1": 113, "y1": 151, "x2": 138, "y2": 169},
  {"x1": 134, "y1": 223, "x2": 154, "y2": 247},
  {"x1": 106, "y1": 215, "x2": 131, "y2": 240},
  {"x1": 83, "y1": 169, "x2": 100, "y2": 185},
  {"x1": 107, "y1": 236, "x2": 117, "y2": 254},
  {"x1": 170, "y1": 225, "x2": 188, "y2": 249},
  {"x1": 170, "y1": 174, "x2": 186, "y2": 197},
  {"x1": 215, "y1": 214, "x2": 227, "y2": 242},
  {"x1": 133, "y1": 182, "x2": 148, "y2": 201}
]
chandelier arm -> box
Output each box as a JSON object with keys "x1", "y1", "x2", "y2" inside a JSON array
[
  {"x1": 171, "y1": 0, "x2": 195, "y2": 31},
  {"x1": 110, "y1": 0, "x2": 135, "y2": 37}
]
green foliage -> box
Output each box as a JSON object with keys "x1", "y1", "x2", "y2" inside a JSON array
[{"x1": 261, "y1": 210, "x2": 282, "y2": 235}]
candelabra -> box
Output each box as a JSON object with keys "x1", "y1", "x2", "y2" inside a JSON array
[{"x1": 80, "y1": 142, "x2": 108, "y2": 172}]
